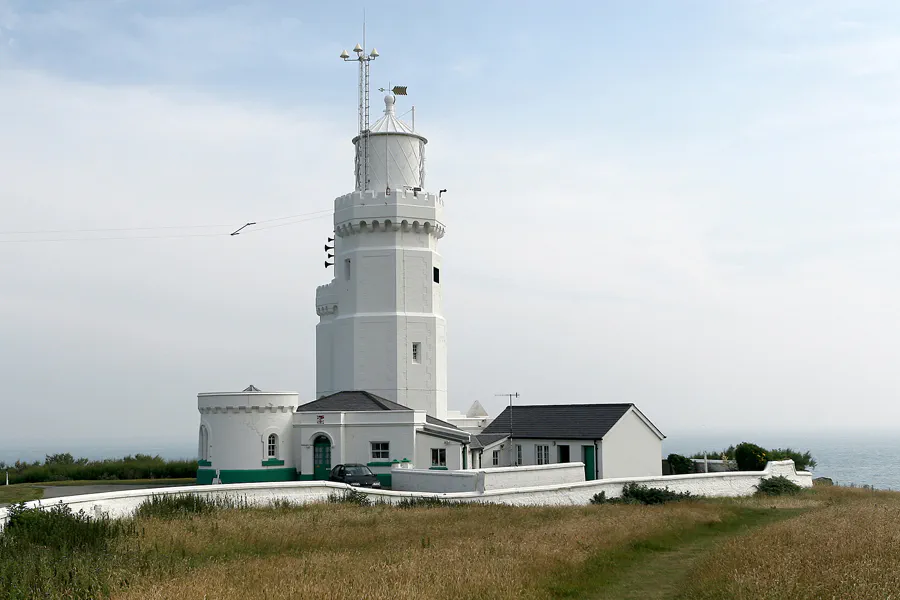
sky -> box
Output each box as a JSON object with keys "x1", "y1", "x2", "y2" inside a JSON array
[{"x1": 2, "y1": 0, "x2": 900, "y2": 461}]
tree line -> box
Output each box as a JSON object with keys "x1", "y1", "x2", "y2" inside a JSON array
[{"x1": 0, "y1": 453, "x2": 197, "y2": 484}]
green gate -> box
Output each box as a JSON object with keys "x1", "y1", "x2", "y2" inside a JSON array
[
  {"x1": 581, "y1": 445, "x2": 596, "y2": 481},
  {"x1": 313, "y1": 436, "x2": 332, "y2": 480}
]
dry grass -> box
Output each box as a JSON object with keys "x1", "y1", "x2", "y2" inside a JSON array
[
  {"x1": 113, "y1": 501, "x2": 731, "y2": 600},
  {"x1": 680, "y1": 486, "x2": 900, "y2": 600}
]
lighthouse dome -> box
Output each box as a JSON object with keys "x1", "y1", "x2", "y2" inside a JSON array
[{"x1": 353, "y1": 94, "x2": 427, "y2": 192}]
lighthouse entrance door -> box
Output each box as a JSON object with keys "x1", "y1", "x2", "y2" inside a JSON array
[{"x1": 313, "y1": 436, "x2": 332, "y2": 480}]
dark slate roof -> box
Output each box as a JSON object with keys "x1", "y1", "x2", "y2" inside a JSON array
[
  {"x1": 480, "y1": 404, "x2": 639, "y2": 440},
  {"x1": 297, "y1": 391, "x2": 412, "y2": 413},
  {"x1": 472, "y1": 433, "x2": 509, "y2": 450}
]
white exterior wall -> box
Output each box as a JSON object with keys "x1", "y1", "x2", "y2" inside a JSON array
[
  {"x1": 315, "y1": 189, "x2": 447, "y2": 419},
  {"x1": 293, "y1": 410, "x2": 422, "y2": 476},
  {"x1": 445, "y1": 411, "x2": 490, "y2": 433},
  {"x1": 197, "y1": 392, "x2": 299, "y2": 471},
  {"x1": 489, "y1": 438, "x2": 596, "y2": 469},
  {"x1": 600, "y1": 408, "x2": 663, "y2": 479},
  {"x1": 2, "y1": 462, "x2": 813, "y2": 530},
  {"x1": 415, "y1": 431, "x2": 464, "y2": 470}
]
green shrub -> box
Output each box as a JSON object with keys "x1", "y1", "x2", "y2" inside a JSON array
[
  {"x1": 134, "y1": 493, "x2": 246, "y2": 519},
  {"x1": 327, "y1": 489, "x2": 372, "y2": 506},
  {"x1": 590, "y1": 484, "x2": 695, "y2": 505},
  {"x1": 589, "y1": 491, "x2": 609, "y2": 505},
  {"x1": 0, "y1": 502, "x2": 133, "y2": 600},
  {"x1": 621, "y1": 482, "x2": 695, "y2": 505},
  {"x1": 396, "y1": 496, "x2": 456, "y2": 509},
  {"x1": 766, "y1": 448, "x2": 817, "y2": 471},
  {"x1": 755, "y1": 475, "x2": 802, "y2": 496},
  {"x1": 734, "y1": 442, "x2": 768, "y2": 471},
  {"x1": 4, "y1": 502, "x2": 130, "y2": 551},
  {"x1": 667, "y1": 453, "x2": 693, "y2": 475}
]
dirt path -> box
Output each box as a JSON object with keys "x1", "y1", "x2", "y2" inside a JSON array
[{"x1": 551, "y1": 506, "x2": 804, "y2": 600}]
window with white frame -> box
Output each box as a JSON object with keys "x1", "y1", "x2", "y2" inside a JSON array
[
  {"x1": 431, "y1": 448, "x2": 446, "y2": 467},
  {"x1": 492, "y1": 450, "x2": 499, "y2": 466},
  {"x1": 267, "y1": 433, "x2": 278, "y2": 458},
  {"x1": 412, "y1": 342, "x2": 421, "y2": 364},
  {"x1": 516, "y1": 444, "x2": 522, "y2": 466},
  {"x1": 198, "y1": 425, "x2": 209, "y2": 461},
  {"x1": 536, "y1": 445, "x2": 550, "y2": 465},
  {"x1": 371, "y1": 442, "x2": 390, "y2": 460}
]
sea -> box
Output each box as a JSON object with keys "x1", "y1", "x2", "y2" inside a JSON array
[
  {"x1": 664, "y1": 431, "x2": 900, "y2": 491},
  {"x1": 2, "y1": 431, "x2": 898, "y2": 490}
]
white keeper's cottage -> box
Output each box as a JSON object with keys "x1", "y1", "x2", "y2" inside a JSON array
[{"x1": 195, "y1": 46, "x2": 665, "y2": 487}]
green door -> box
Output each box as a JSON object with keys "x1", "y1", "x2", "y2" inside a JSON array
[
  {"x1": 313, "y1": 436, "x2": 332, "y2": 480},
  {"x1": 581, "y1": 445, "x2": 596, "y2": 481}
]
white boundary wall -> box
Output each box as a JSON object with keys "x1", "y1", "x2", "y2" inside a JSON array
[
  {"x1": 0, "y1": 461, "x2": 811, "y2": 531},
  {"x1": 390, "y1": 463, "x2": 585, "y2": 493}
]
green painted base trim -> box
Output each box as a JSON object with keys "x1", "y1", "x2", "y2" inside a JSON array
[
  {"x1": 261, "y1": 458, "x2": 285, "y2": 466},
  {"x1": 195, "y1": 467, "x2": 297, "y2": 485},
  {"x1": 367, "y1": 461, "x2": 394, "y2": 467},
  {"x1": 197, "y1": 460, "x2": 212, "y2": 467},
  {"x1": 429, "y1": 466, "x2": 449, "y2": 470},
  {"x1": 375, "y1": 474, "x2": 392, "y2": 489},
  {"x1": 298, "y1": 474, "x2": 315, "y2": 481},
  {"x1": 197, "y1": 468, "x2": 215, "y2": 485}
]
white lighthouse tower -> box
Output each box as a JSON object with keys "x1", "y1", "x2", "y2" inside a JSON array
[{"x1": 315, "y1": 47, "x2": 447, "y2": 419}]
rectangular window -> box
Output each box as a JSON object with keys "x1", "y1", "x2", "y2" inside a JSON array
[
  {"x1": 267, "y1": 434, "x2": 277, "y2": 458},
  {"x1": 516, "y1": 445, "x2": 522, "y2": 466},
  {"x1": 431, "y1": 448, "x2": 446, "y2": 467},
  {"x1": 433, "y1": 266, "x2": 440, "y2": 283},
  {"x1": 412, "y1": 342, "x2": 420, "y2": 363},
  {"x1": 536, "y1": 445, "x2": 550, "y2": 465},
  {"x1": 344, "y1": 258, "x2": 351, "y2": 280},
  {"x1": 371, "y1": 442, "x2": 389, "y2": 460},
  {"x1": 558, "y1": 445, "x2": 570, "y2": 463},
  {"x1": 492, "y1": 450, "x2": 499, "y2": 466}
]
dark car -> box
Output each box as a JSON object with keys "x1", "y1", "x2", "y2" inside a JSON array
[{"x1": 328, "y1": 463, "x2": 382, "y2": 488}]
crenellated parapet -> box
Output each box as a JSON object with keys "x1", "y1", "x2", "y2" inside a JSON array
[
  {"x1": 197, "y1": 392, "x2": 299, "y2": 414},
  {"x1": 333, "y1": 189, "x2": 445, "y2": 239},
  {"x1": 315, "y1": 281, "x2": 338, "y2": 316}
]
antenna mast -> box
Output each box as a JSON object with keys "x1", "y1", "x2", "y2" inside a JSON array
[{"x1": 340, "y1": 23, "x2": 378, "y2": 191}]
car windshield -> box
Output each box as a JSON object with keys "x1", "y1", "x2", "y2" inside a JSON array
[{"x1": 344, "y1": 466, "x2": 372, "y2": 476}]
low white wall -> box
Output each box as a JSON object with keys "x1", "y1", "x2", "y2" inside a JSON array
[
  {"x1": 391, "y1": 468, "x2": 479, "y2": 493},
  {"x1": 0, "y1": 461, "x2": 812, "y2": 530},
  {"x1": 390, "y1": 462, "x2": 585, "y2": 493},
  {"x1": 480, "y1": 462, "x2": 585, "y2": 491}
]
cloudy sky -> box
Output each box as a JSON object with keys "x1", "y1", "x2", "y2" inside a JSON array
[{"x1": 2, "y1": 0, "x2": 899, "y2": 459}]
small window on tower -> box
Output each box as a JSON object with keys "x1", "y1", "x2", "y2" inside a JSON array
[
  {"x1": 433, "y1": 267, "x2": 440, "y2": 283},
  {"x1": 344, "y1": 258, "x2": 351, "y2": 281},
  {"x1": 412, "y1": 342, "x2": 421, "y2": 364}
]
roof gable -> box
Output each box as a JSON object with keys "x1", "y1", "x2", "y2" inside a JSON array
[
  {"x1": 297, "y1": 391, "x2": 412, "y2": 413},
  {"x1": 480, "y1": 403, "x2": 647, "y2": 440}
]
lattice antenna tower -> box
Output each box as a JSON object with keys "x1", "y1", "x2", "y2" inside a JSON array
[{"x1": 340, "y1": 23, "x2": 379, "y2": 191}]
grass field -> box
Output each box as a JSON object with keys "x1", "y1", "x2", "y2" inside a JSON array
[
  {"x1": 0, "y1": 484, "x2": 43, "y2": 505},
  {"x1": 1, "y1": 485, "x2": 896, "y2": 599},
  {"x1": 0, "y1": 479, "x2": 193, "y2": 506},
  {"x1": 42, "y1": 478, "x2": 196, "y2": 487}
]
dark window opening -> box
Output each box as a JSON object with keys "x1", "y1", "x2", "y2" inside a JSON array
[{"x1": 433, "y1": 266, "x2": 440, "y2": 283}]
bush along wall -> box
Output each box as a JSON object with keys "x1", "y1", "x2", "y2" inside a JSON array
[{"x1": 734, "y1": 443, "x2": 768, "y2": 471}]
